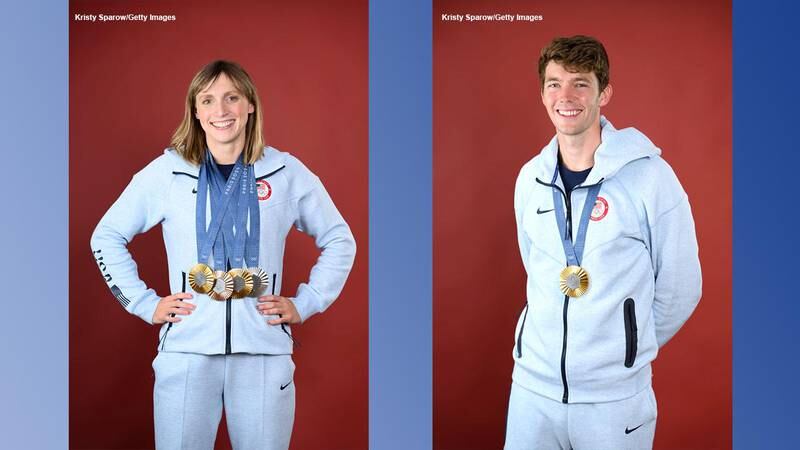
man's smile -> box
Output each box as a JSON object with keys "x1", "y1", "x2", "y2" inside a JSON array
[{"x1": 556, "y1": 108, "x2": 583, "y2": 117}]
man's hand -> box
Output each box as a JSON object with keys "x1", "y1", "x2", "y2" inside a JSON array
[
  {"x1": 152, "y1": 293, "x2": 195, "y2": 325},
  {"x1": 256, "y1": 295, "x2": 301, "y2": 325}
]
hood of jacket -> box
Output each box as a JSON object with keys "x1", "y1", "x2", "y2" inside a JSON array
[{"x1": 531, "y1": 116, "x2": 662, "y2": 185}]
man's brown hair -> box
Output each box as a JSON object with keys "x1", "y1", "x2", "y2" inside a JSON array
[{"x1": 538, "y1": 35, "x2": 610, "y2": 92}]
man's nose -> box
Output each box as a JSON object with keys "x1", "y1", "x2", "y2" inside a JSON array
[{"x1": 559, "y1": 85, "x2": 576, "y2": 99}]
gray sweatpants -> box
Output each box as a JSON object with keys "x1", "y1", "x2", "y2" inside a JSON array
[
  {"x1": 152, "y1": 352, "x2": 295, "y2": 450},
  {"x1": 504, "y1": 382, "x2": 657, "y2": 450}
]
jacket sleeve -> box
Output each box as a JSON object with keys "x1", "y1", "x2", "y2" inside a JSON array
[
  {"x1": 514, "y1": 167, "x2": 533, "y2": 274},
  {"x1": 89, "y1": 160, "x2": 170, "y2": 324},
  {"x1": 649, "y1": 174, "x2": 702, "y2": 347},
  {"x1": 290, "y1": 177, "x2": 357, "y2": 323}
]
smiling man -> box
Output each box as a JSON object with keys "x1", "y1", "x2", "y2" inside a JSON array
[{"x1": 505, "y1": 36, "x2": 702, "y2": 450}]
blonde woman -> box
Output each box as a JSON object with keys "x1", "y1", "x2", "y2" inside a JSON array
[{"x1": 91, "y1": 60, "x2": 356, "y2": 450}]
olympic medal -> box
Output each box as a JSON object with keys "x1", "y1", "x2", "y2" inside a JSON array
[
  {"x1": 559, "y1": 265, "x2": 590, "y2": 298},
  {"x1": 228, "y1": 268, "x2": 254, "y2": 299},
  {"x1": 209, "y1": 270, "x2": 234, "y2": 300},
  {"x1": 248, "y1": 267, "x2": 270, "y2": 297},
  {"x1": 188, "y1": 263, "x2": 215, "y2": 294}
]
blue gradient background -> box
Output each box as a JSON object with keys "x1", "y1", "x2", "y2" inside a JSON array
[
  {"x1": 731, "y1": 0, "x2": 800, "y2": 447},
  {"x1": 3, "y1": 0, "x2": 798, "y2": 448},
  {"x1": 0, "y1": 1, "x2": 69, "y2": 449},
  {"x1": 369, "y1": 1, "x2": 432, "y2": 449}
]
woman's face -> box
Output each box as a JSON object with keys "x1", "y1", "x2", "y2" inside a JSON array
[{"x1": 194, "y1": 73, "x2": 255, "y2": 152}]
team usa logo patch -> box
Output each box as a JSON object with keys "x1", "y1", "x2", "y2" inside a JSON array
[
  {"x1": 256, "y1": 180, "x2": 272, "y2": 201},
  {"x1": 590, "y1": 196, "x2": 609, "y2": 221}
]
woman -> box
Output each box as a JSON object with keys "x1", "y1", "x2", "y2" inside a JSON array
[{"x1": 90, "y1": 60, "x2": 356, "y2": 450}]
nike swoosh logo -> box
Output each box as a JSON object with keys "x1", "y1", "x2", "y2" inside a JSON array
[
  {"x1": 280, "y1": 380, "x2": 293, "y2": 390},
  {"x1": 625, "y1": 423, "x2": 644, "y2": 434},
  {"x1": 536, "y1": 207, "x2": 554, "y2": 214},
  {"x1": 192, "y1": 188, "x2": 197, "y2": 194}
]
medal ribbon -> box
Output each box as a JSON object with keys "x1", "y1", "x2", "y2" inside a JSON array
[
  {"x1": 228, "y1": 164, "x2": 260, "y2": 269},
  {"x1": 209, "y1": 156, "x2": 243, "y2": 271},
  {"x1": 244, "y1": 168, "x2": 260, "y2": 268},
  {"x1": 550, "y1": 166, "x2": 602, "y2": 266},
  {"x1": 195, "y1": 152, "x2": 244, "y2": 270},
  {"x1": 223, "y1": 163, "x2": 250, "y2": 269}
]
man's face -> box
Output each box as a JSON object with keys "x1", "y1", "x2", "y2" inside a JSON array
[
  {"x1": 541, "y1": 61, "x2": 611, "y2": 138},
  {"x1": 194, "y1": 73, "x2": 254, "y2": 150}
]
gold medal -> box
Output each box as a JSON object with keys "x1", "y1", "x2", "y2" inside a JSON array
[
  {"x1": 228, "y1": 268, "x2": 254, "y2": 299},
  {"x1": 248, "y1": 267, "x2": 270, "y2": 297},
  {"x1": 188, "y1": 263, "x2": 215, "y2": 294},
  {"x1": 209, "y1": 270, "x2": 234, "y2": 300},
  {"x1": 559, "y1": 265, "x2": 590, "y2": 297}
]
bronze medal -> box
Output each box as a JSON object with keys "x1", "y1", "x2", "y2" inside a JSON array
[
  {"x1": 559, "y1": 265, "x2": 590, "y2": 298},
  {"x1": 188, "y1": 263, "x2": 215, "y2": 294}
]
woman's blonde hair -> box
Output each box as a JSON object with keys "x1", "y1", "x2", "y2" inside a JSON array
[{"x1": 171, "y1": 60, "x2": 265, "y2": 165}]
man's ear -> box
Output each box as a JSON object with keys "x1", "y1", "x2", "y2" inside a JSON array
[{"x1": 599, "y1": 84, "x2": 613, "y2": 107}]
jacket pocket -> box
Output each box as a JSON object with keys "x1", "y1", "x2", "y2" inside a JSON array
[
  {"x1": 516, "y1": 302, "x2": 529, "y2": 358},
  {"x1": 623, "y1": 298, "x2": 638, "y2": 368}
]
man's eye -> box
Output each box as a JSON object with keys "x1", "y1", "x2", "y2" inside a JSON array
[{"x1": 547, "y1": 83, "x2": 559, "y2": 88}]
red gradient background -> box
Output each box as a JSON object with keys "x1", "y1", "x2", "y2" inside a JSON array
[
  {"x1": 434, "y1": 0, "x2": 731, "y2": 449},
  {"x1": 69, "y1": 1, "x2": 367, "y2": 449}
]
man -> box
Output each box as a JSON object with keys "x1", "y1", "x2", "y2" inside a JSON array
[{"x1": 506, "y1": 36, "x2": 702, "y2": 449}]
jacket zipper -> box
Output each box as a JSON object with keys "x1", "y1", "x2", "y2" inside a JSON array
[
  {"x1": 560, "y1": 187, "x2": 573, "y2": 404},
  {"x1": 534, "y1": 176, "x2": 605, "y2": 404},
  {"x1": 226, "y1": 260, "x2": 232, "y2": 354},
  {"x1": 560, "y1": 294, "x2": 570, "y2": 403},
  {"x1": 516, "y1": 303, "x2": 529, "y2": 358}
]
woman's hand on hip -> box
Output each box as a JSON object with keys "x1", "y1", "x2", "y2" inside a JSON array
[
  {"x1": 152, "y1": 293, "x2": 195, "y2": 325},
  {"x1": 257, "y1": 295, "x2": 301, "y2": 325}
]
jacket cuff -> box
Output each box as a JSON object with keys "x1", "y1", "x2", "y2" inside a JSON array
[
  {"x1": 129, "y1": 290, "x2": 161, "y2": 325},
  {"x1": 292, "y1": 284, "x2": 322, "y2": 323}
]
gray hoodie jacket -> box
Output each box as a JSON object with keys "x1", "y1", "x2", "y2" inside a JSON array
[
  {"x1": 513, "y1": 117, "x2": 702, "y2": 403},
  {"x1": 90, "y1": 147, "x2": 356, "y2": 355}
]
